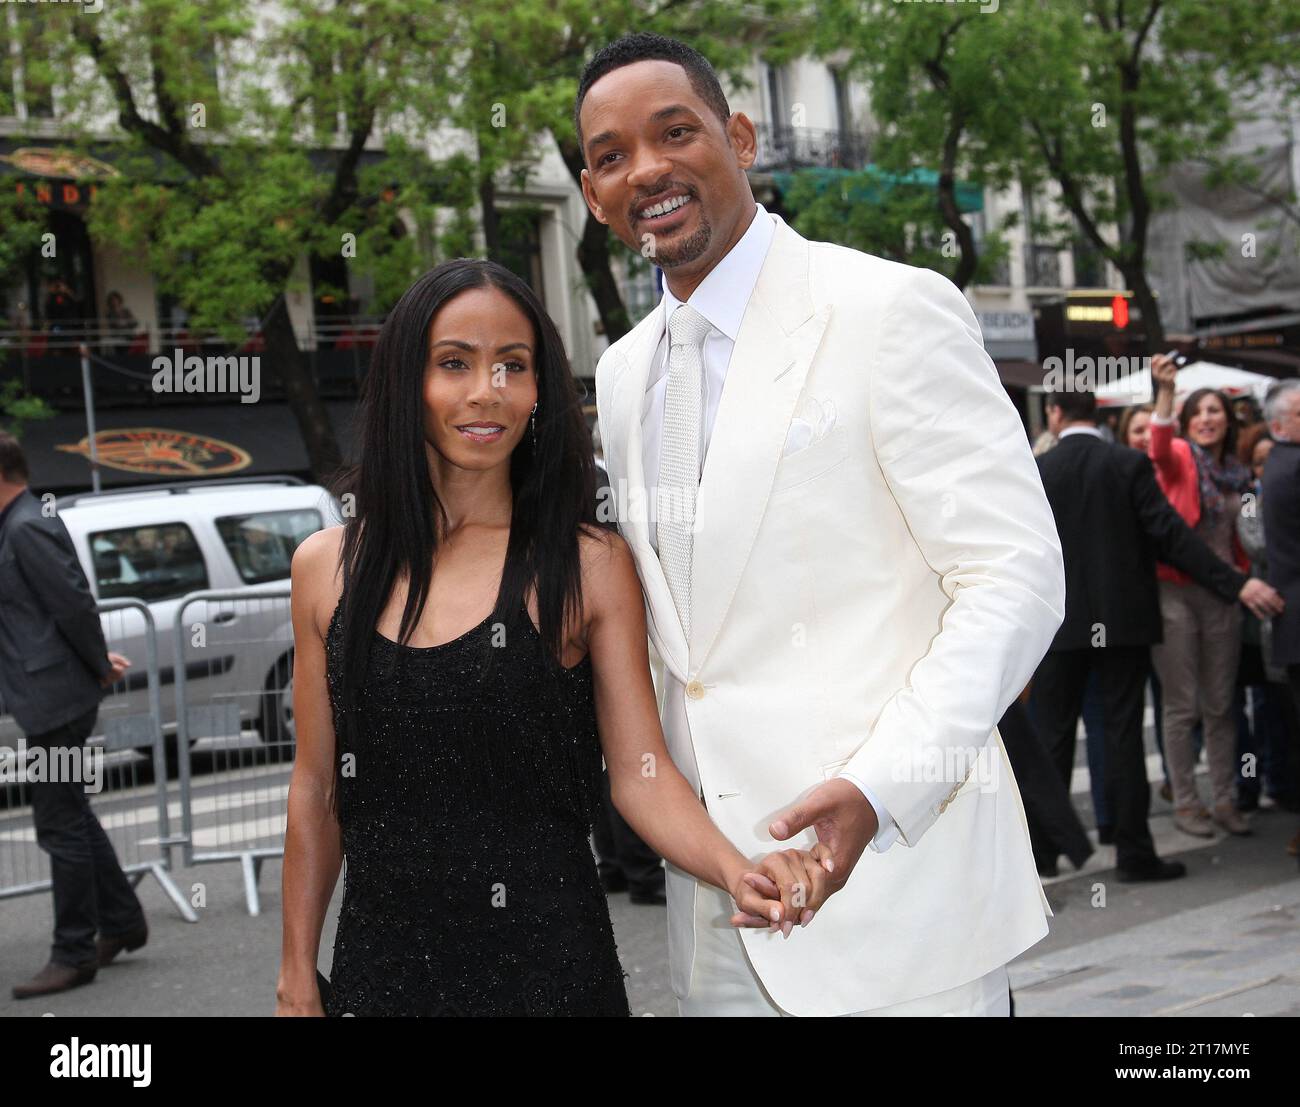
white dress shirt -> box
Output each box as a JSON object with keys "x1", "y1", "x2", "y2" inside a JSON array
[{"x1": 640, "y1": 202, "x2": 899, "y2": 853}]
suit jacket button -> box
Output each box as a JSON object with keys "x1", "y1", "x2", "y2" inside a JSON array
[{"x1": 686, "y1": 679, "x2": 704, "y2": 699}]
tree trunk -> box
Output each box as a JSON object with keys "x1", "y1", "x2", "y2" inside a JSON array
[
  {"x1": 1124, "y1": 268, "x2": 1165, "y2": 354},
  {"x1": 478, "y1": 165, "x2": 502, "y2": 262},
  {"x1": 555, "y1": 133, "x2": 632, "y2": 344},
  {"x1": 261, "y1": 292, "x2": 343, "y2": 482},
  {"x1": 936, "y1": 124, "x2": 977, "y2": 290},
  {"x1": 577, "y1": 208, "x2": 632, "y2": 344}
]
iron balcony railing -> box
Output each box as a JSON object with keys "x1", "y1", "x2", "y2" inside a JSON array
[{"x1": 752, "y1": 123, "x2": 872, "y2": 172}]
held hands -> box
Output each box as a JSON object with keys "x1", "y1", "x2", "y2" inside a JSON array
[
  {"x1": 727, "y1": 776, "x2": 882, "y2": 937},
  {"x1": 729, "y1": 842, "x2": 834, "y2": 937},
  {"x1": 769, "y1": 776, "x2": 879, "y2": 900}
]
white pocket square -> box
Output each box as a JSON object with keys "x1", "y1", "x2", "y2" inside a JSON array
[{"x1": 782, "y1": 395, "x2": 838, "y2": 457}]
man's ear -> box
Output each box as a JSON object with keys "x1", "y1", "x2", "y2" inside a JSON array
[
  {"x1": 726, "y1": 112, "x2": 758, "y2": 171},
  {"x1": 580, "y1": 168, "x2": 608, "y2": 226}
]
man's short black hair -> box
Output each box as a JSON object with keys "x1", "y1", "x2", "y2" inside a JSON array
[
  {"x1": 1045, "y1": 389, "x2": 1098, "y2": 423},
  {"x1": 573, "y1": 32, "x2": 731, "y2": 166}
]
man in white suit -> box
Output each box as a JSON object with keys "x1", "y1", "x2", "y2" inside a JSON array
[{"x1": 577, "y1": 33, "x2": 1066, "y2": 1017}]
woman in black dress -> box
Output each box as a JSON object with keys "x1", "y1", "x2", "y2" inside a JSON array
[{"x1": 276, "y1": 260, "x2": 830, "y2": 1016}]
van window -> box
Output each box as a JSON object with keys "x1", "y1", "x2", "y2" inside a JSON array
[
  {"x1": 89, "y1": 522, "x2": 210, "y2": 602},
  {"x1": 216, "y1": 509, "x2": 323, "y2": 584}
]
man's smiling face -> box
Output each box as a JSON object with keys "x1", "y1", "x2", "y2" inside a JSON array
[{"x1": 578, "y1": 59, "x2": 757, "y2": 291}]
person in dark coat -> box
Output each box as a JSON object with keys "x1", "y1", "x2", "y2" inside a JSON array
[
  {"x1": 1261, "y1": 379, "x2": 1300, "y2": 857},
  {"x1": 1031, "y1": 389, "x2": 1284, "y2": 881},
  {"x1": 0, "y1": 432, "x2": 148, "y2": 999}
]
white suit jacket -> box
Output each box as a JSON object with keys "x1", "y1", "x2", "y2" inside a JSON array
[{"x1": 595, "y1": 212, "x2": 1065, "y2": 1016}]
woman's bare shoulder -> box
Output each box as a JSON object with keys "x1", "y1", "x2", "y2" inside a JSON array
[
  {"x1": 577, "y1": 525, "x2": 642, "y2": 612},
  {"x1": 293, "y1": 524, "x2": 345, "y2": 576},
  {"x1": 292, "y1": 525, "x2": 346, "y2": 634}
]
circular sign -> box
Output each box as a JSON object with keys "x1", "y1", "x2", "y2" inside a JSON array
[
  {"x1": 0, "y1": 147, "x2": 120, "y2": 180},
  {"x1": 56, "y1": 427, "x2": 252, "y2": 476}
]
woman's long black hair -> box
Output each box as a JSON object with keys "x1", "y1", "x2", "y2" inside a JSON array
[{"x1": 328, "y1": 259, "x2": 603, "y2": 810}]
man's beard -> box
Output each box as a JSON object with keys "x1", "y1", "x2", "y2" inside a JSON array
[{"x1": 653, "y1": 207, "x2": 712, "y2": 269}]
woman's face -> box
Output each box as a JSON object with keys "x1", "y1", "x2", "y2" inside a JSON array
[
  {"x1": 1187, "y1": 394, "x2": 1229, "y2": 451},
  {"x1": 1126, "y1": 410, "x2": 1151, "y2": 452},
  {"x1": 1251, "y1": 437, "x2": 1274, "y2": 481},
  {"x1": 422, "y1": 286, "x2": 539, "y2": 474}
]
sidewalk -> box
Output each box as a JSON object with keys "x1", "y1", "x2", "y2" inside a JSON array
[{"x1": 0, "y1": 713, "x2": 1295, "y2": 1016}]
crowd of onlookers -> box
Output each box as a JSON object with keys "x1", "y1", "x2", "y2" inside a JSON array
[{"x1": 1019, "y1": 357, "x2": 1300, "y2": 881}]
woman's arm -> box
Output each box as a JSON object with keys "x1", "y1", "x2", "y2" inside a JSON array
[
  {"x1": 1148, "y1": 353, "x2": 1181, "y2": 477},
  {"x1": 275, "y1": 527, "x2": 345, "y2": 1015},
  {"x1": 582, "y1": 529, "x2": 826, "y2": 930}
]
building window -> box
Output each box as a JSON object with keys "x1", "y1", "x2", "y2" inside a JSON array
[
  {"x1": 765, "y1": 62, "x2": 791, "y2": 127},
  {"x1": 496, "y1": 205, "x2": 545, "y2": 305},
  {"x1": 831, "y1": 67, "x2": 852, "y2": 135},
  {"x1": 1071, "y1": 215, "x2": 1105, "y2": 287}
]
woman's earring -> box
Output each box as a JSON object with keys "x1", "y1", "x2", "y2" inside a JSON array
[{"x1": 531, "y1": 402, "x2": 538, "y2": 444}]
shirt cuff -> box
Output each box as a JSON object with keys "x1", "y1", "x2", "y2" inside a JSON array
[
  {"x1": 1150, "y1": 412, "x2": 1176, "y2": 426},
  {"x1": 838, "y1": 770, "x2": 901, "y2": 853}
]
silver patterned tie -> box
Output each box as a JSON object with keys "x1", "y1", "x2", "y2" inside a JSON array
[{"x1": 658, "y1": 303, "x2": 712, "y2": 639}]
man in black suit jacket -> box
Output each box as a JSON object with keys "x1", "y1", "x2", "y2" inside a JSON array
[
  {"x1": 1261, "y1": 380, "x2": 1300, "y2": 841},
  {"x1": 0, "y1": 433, "x2": 148, "y2": 999},
  {"x1": 1032, "y1": 389, "x2": 1283, "y2": 881}
]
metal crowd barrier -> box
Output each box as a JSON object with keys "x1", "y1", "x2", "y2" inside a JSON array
[
  {"x1": 0, "y1": 599, "x2": 197, "y2": 922},
  {"x1": 173, "y1": 588, "x2": 295, "y2": 916}
]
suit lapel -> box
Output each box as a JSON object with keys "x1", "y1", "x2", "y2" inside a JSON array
[
  {"x1": 690, "y1": 218, "x2": 828, "y2": 667},
  {"x1": 609, "y1": 214, "x2": 830, "y2": 678}
]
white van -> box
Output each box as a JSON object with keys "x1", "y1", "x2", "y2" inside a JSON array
[{"x1": 0, "y1": 476, "x2": 341, "y2": 753}]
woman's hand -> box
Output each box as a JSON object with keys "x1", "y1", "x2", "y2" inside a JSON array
[
  {"x1": 275, "y1": 982, "x2": 325, "y2": 1017},
  {"x1": 1151, "y1": 352, "x2": 1178, "y2": 392},
  {"x1": 729, "y1": 843, "x2": 835, "y2": 937}
]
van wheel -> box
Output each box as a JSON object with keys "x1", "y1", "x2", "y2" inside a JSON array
[{"x1": 256, "y1": 652, "x2": 295, "y2": 761}]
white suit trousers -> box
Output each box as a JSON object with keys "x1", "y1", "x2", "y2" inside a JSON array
[{"x1": 677, "y1": 884, "x2": 1010, "y2": 1017}]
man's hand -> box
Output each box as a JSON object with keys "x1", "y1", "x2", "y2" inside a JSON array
[
  {"x1": 101, "y1": 651, "x2": 131, "y2": 687},
  {"x1": 768, "y1": 778, "x2": 879, "y2": 902},
  {"x1": 729, "y1": 844, "x2": 834, "y2": 937},
  {"x1": 1239, "y1": 578, "x2": 1285, "y2": 620}
]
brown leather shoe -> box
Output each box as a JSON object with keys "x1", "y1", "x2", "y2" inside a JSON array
[
  {"x1": 97, "y1": 921, "x2": 148, "y2": 967},
  {"x1": 12, "y1": 960, "x2": 97, "y2": 1000},
  {"x1": 1173, "y1": 807, "x2": 1216, "y2": 838},
  {"x1": 1212, "y1": 804, "x2": 1252, "y2": 836}
]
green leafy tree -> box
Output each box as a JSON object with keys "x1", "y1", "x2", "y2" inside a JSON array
[
  {"x1": 987, "y1": 0, "x2": 1300, "y2": 351},
  {"x1": 807, "y1": 0, "x2": 1026, "y2": 288},
  {"x1": 0, "y1": 189, "x2": 55, "y2": 440},
  {"x1": 45, "y1": 0, "x2": 468, "y2": 480}
]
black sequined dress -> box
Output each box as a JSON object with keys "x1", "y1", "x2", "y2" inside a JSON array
[{"x1": 323, "y1": 597, "x2": 630, "y2": 1017}]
